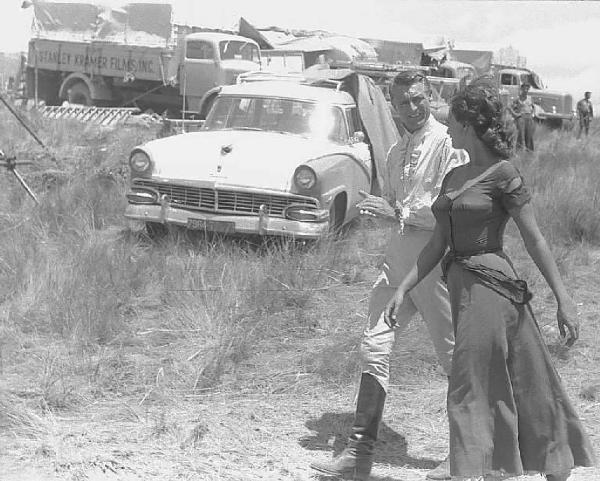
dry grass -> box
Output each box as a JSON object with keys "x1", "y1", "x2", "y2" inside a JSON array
[{"x1": 0, "y1": 109, "x2": 599, "y2": 479}]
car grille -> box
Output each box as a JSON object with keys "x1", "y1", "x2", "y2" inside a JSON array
[{"x1": 132, "y1": 179, "x2": 318, "y2": 217}]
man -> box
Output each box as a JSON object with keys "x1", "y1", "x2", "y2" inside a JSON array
[
  {"x1": 310, "y1": 71, "x2": 467, "y2": 481},
  {"x1": 577, "y1": 91, "x2": 593, "y2": 139},
  {"x1": 508, "y1": 83, "x2": 535, "y2": 151}
]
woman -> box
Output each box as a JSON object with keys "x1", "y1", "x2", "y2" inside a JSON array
[{"x1": 385, "y1": 77, "x2": 595, "y2": 481}]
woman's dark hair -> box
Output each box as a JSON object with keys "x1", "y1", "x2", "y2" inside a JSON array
[{"x1": 451, "y1": 76, "x2": 512, "y2": 158}]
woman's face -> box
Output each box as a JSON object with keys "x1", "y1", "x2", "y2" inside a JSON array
[{"x1": 447, "y1": 111, "x2": 466, "y2": 149}]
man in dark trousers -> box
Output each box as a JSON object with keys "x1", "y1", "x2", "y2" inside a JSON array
[
  {"x1": 509, "y1": 83, "x2": 535, "y2": 151},
  {"x1": 577, "y1": 91, "x2": 593, "y2": 139}
]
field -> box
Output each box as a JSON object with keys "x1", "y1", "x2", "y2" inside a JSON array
[{"x1": 0, "y1": 110, "x2": 599, "y2": 481}]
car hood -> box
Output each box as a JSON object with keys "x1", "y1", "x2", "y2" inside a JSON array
[{"x1": 141, "y1": 130, "x2": 354, "y2": 191}]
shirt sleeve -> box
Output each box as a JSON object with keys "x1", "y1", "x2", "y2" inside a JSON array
[{"x1": 498, "y1": 163, "x2": 532, "y2": 211}]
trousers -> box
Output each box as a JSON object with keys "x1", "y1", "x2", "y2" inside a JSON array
[
  {"x1": 515, "y1": 116, "x2": 535, "y2": 151},
  {"x1": 359, "y1": 227, "x2": 454, "y2": 392}
]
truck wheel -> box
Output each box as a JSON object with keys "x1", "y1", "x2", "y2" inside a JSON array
[{"x1": 67, "y1": 82, "x2": 93, "y2": 106}]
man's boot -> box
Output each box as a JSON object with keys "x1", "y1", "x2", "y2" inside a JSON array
[{"x1": 310, "y1": 373, "x2": 386, "y2": 480}]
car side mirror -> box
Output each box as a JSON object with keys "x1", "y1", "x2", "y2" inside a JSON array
[{"x1": 351, "y1": 131, "x2": 365, "y2": 144}]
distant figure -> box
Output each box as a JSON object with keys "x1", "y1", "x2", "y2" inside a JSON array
[
  {"x1": 508, "y1": 83, "x2": 535, "y2": 152},
  {"x1": 576, "y1": 91, "x2": 593, "y2": 139}
]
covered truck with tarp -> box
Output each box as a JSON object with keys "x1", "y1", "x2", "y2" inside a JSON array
[
  {"x1": 24, "y1": 0, "x2": 261, "y2": 118},
  {"x1": 239, "y1": 17, "x2": 377, "y2": 73}
]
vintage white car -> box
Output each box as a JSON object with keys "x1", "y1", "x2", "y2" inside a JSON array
[{"x1": 124, "y1": 71, "x2": 398, "y2": 239}]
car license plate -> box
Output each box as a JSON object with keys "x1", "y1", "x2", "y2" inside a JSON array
[{"x1": 187, "y1": 218, "x2": 235, "y2": 233}]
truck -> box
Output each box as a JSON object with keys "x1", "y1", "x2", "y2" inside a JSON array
[
  {"x1": 339, "y1": 60, "x2": 575, "y2": 130},
  {"x1": 491, "y1": 65, "x2": 575, "y2": 128},
  {"x1": 24, "y1": 2, "x2": 261, "y2": 119}
]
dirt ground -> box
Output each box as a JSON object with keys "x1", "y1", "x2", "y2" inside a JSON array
[{"x1": 1, "y1": 236, "x2": 599, "y2": 481}]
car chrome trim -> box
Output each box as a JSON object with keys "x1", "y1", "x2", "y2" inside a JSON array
[
  {"x1": 131, "y1": 178, "x2": 320, "y2": 218},
  {"x1": 124, "y1": 204, "x2": 329, "y2": 239}
]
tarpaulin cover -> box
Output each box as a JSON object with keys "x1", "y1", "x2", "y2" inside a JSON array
[
  {"x1": 268, "y1": 35, "x2": 377, "y2": 62},
  {"x1": 304, "y1": 68, "x2": 399, "y2": 193},
  {"x1": 31, "y1": 0, "x2": 172, "y2": 46},
  {"x1": 362, "y1": 39, "x2": 424, "y2": 65},
  {"x1": 450, "y1": 49, "x2": 493, "y2": 75}
]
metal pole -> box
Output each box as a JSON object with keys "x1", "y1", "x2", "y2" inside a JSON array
[
  {"x1": 0, "y1": 92, "x2": 59, "y2": 165},
  {"x1": 0, "y1": 156, "x2": 39, "y2": 205},
  {"x1": 11, "y1": 168, "x2": 39, "y2": 205}
]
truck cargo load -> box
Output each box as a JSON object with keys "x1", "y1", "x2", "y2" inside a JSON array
[{"x1": 25, "y1": 1, "x2": 261, "y2": 119}]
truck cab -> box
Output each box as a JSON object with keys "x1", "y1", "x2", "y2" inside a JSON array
[
  {"x1": 495, "y1": 67, "x2": 574, "y2": 126},
  {"x1": 179, "y1": 33, "x2": 261, "y2": 117}
]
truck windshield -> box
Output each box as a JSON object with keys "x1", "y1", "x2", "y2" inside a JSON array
[
  {"x1": 219, "y1": 41, "x2": 260, "y2": 63},
  {"x1": 205, "y1": 96, "x2": 348, "y2": 143}
]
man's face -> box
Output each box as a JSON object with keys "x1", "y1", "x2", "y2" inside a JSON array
[
  {"x1": 585, "y1": 92, "x2": 592, "y2": 100},
  {"x1": 520, "y1": 86, "x2": 530, "y2": 97},
  {"x1": 391, "y1": 81, "x2": 431, "y2": 133}
]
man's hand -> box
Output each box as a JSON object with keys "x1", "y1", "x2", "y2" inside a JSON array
[{"x1": 356, "y1": 190, "x2": 395, "y2": 219}]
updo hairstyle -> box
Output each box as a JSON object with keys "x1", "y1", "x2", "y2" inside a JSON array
[{"x1": 451, "y1": 76, "x2": 512, "y2": 158}]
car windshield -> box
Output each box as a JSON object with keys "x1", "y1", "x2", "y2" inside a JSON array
[
  {"x1": 204, "y1": 96, "x2": 348, "y2": 143},
  {"x1": 219, "y1": 41, "x2": 260, "y2": 63}
]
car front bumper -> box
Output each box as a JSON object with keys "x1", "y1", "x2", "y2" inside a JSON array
[{"x1": 124, "y1": 203, "x2": 330, "y2": 239}]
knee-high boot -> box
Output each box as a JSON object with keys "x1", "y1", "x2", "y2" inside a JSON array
[{"x1": 310, "y1": 373, "x2": 386, "y2": 480}]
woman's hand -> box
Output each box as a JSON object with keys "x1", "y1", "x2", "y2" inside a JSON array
[
  {"x1": 384, "y1": 288, "x2": 406, "y2": 328},
  {"x1": 356, "y1": 190, "x2": 396, "y2": 220},
  {"x1": 557, "y1": 297, "x2": 579, "y2": 347}
]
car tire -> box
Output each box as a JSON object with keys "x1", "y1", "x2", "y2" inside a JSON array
[
  {"x1": 67, "y1": 82, "x2": 93, "y2": 106},
  {"x1": 145, "y1": 222, "x2": 168, "y2": 240}
]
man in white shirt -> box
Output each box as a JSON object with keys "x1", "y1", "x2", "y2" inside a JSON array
[{"x1": 310, "y1": 71, "x2": 467, "y2": 481}]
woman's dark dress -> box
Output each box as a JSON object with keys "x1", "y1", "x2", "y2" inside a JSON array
[{"x1": 432, "y1": 160, "x2": 596, "y2": 478}]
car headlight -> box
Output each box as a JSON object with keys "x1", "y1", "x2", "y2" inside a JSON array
[
  {"x1": 294, "y1": 166, "x2": 317, "y2": 190},
  {"x1": 129, "y1": 151, "x2": 152, "y2": 174}
]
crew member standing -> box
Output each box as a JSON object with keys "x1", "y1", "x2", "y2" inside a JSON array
[
  {"x1": 577, "y1": 91, "x2": 594, "y2": 139},
  {"x1": 509, "y1": 83, "x2": 535, "y2": 152}
]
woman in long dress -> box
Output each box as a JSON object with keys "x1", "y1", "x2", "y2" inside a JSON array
[{"x1": 385, "y1": 77, "x2": 596, "y2": 481}]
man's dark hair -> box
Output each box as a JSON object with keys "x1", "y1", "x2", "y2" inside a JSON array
[
  {"x1": 521, "y1": 83, "x2": 530, "y2": 89},
  {"x1": 391, "y1": 70, "x2": 432, "y2": 95},
  {"x1": 585, "y1": 91, "x2": 591, "y2": 95}
]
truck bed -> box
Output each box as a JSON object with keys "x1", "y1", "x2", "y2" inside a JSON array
[{"x1": 28, "y1": 38, "x2": 173, "y2": 83}]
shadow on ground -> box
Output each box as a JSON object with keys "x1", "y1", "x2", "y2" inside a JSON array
[{"x1": 300, "y1": 411, "x2": 439, "y2": 470}]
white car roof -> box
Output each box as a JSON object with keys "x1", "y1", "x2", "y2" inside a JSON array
[{"x1": 218, "y1": 80, "x2": 356, "y2": 106}]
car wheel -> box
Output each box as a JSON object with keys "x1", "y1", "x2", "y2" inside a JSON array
[
  {"x1": 145, "y1": 222, "x2": 168, "y2": 240},
  {"x1": 67, "y1": 82, "x2": 93, "y2": 106}
]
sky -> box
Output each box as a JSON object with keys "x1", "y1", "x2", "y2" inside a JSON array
[{"x1": 1, "y1": 0, "x2": 598, "y2": 99}]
